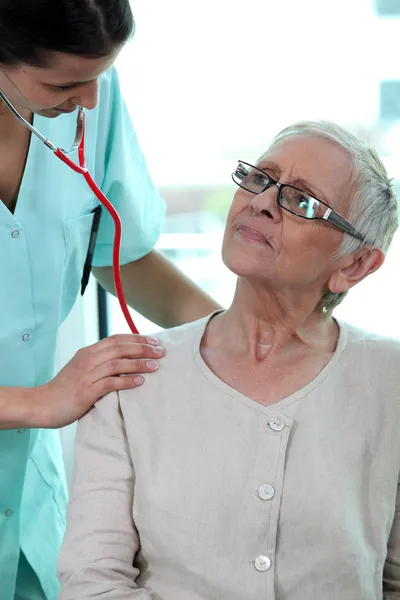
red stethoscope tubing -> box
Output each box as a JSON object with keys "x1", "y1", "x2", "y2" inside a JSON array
[{"x1": 54, "y1": 112, "x2": 139, "y2": 334}]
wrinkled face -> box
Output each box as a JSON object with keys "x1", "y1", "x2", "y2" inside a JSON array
[
  {"x1": 0, "y1": 48, "x2": 120, "y2": 118},
  {"x1": 222, "y1": 134, "x2": 354, "y2": 293}
]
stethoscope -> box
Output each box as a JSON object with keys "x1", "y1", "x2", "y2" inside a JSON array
[{"x1": 0, "y1": 90, "x2": 139, "y2": 334}]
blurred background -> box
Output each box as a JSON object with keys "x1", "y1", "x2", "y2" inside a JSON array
[{"x1": 58, "y1": 0, "x2": 400, "y2": 481}]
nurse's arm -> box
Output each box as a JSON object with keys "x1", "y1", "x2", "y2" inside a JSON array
[
  {"x1": 58, "y1": 391, "x2": 151, "y2": 599},
  {"x1": 0, "y1": 387, "x2": 40, "y2": 429},
  {"x1": 0, "y1": 334, "x2": 163, "y2": 430},
  {"x1": 93, "y1": 249, "x2": 221, "y2": 328}
]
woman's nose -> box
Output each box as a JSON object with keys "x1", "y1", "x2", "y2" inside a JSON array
[
  {"x1": 72, "y1": 80, "x2": 99, "y2": 111},
  {"x1": 249, "y1": 183, "x2": 282, "y2": 222}
]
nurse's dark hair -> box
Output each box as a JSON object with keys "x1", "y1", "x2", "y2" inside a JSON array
[{"x1": 0, "y1": 0, "x2": 134, "y2": 66}]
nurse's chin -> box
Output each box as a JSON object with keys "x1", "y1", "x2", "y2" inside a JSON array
[
  {"x1": 37, "y1": 108, "x2": 73, "y2": 119},
  {"x1": 34, "y1": 109, "x2": 60, "y2": 119}
]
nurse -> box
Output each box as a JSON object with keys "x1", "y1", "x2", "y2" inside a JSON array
[{"x1": 0, "y1": 1, "x2": 219, "y2": 599}]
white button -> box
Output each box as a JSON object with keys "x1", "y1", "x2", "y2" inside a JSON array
[
  {"x1": 258, "y1": 484, "x2": 275, "y2": 500},
  {"x1": 254, "y1": 555, "x2": 271, "y2": 572},
  {"x1": 17, "y1": 429, "x2": 26, "y2": 434},
  {"x1": 22, "y1": 333, "x2": 30, "y2": 342},
  {"x1": 5, "y1": 509, "x2": 13, "y2": 517},
  {"x1": 268, "y1": 416, "x2": 285, "y2": 431},
  {"x1": 11, "y1": 230, "x2": 20, "y2": 239}
]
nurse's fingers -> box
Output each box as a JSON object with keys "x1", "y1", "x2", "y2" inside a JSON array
[
  {"x1": 87, "y1": 333, "x2": 160, "y2": 352},
  {"x1": 92, "y1": 357, "x2": 160, "y2": 383},
  {"x1": 92, "y1": 373, "x2": 146, "y2": 399},
  {"x1": 77, "y1": 339, "x2": 164, "y2": 370},
  {"x1": 80, "y1": 334, "x2": 165, "y2": 368}
]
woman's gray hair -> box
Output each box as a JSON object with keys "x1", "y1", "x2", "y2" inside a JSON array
[{"x1": 266, "y1": 120, "x2": 399, "y2": 313}]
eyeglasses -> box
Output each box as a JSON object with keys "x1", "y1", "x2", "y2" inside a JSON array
[{"x1": 232, "y1": 161, "x2": 365, "y2": 242}]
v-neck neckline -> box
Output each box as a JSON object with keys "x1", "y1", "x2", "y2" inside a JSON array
[
  {"x1": 14, "y1": 112, "x2": 37, "y2": 221},
  {"x1": 192, "y1": 310, "x2": 348, "y2": 415},
  {"x1": 0, "y1": 112, "x2": 37, "y2": 223}
]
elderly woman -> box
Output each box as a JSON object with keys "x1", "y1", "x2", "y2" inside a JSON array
[{"x1": 58, "y1": 121, "x2": 400, "y2": 600}]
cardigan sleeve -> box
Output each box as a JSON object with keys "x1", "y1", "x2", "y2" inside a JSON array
[
  {"x1": 383, "y1": 476, "x2": 400, "y2": 599},
  {"x1": 57, "y1": 391, "x2": 152, "y2": 599}
]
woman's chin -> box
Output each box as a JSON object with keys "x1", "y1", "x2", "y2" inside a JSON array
[{"x1": 222, "y1": 252, "x2": 274, "y2": 280}]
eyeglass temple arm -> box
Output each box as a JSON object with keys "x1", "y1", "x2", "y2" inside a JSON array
[{"x1": 324, "y1": 208, "x2": 365, "y2": 242}]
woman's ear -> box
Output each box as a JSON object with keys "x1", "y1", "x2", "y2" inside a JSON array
[{"x1": 328, "y1": 248, "x2": 384, "y2": 294}]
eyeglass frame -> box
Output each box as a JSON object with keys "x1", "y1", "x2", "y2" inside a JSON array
[{"x1": 232, "y1": 160, "x2": 366, "y2": 242}]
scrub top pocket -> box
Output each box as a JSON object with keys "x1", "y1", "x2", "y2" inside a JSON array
[{"x1": 60, "y1": 211, "x2": 95, "y2": 323}]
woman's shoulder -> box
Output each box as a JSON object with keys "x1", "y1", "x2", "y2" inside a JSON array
[
  {"x1": 149, "y1": 315, "x2": 211, "y2": 351},
  {"x1": 339, "y1": 319, "x2": 400, "y2": 365}
]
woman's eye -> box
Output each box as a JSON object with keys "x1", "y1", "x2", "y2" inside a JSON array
[
  {"x1": 295, "y1": 195, "x2": 321, "y2": 218},
  {"x1": 296, "y1": 195, "x2": 309, "y2": 209},
  {"x1": 250, "y1": 172, "x2": 268, "y2": 186}
]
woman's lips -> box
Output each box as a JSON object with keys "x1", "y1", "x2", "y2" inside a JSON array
[{"x1": 237, "y1": 225, "x2": 272, "y2": 247}]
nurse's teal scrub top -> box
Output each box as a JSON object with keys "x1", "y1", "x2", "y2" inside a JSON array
[{"x1": 0, "y1": 66, "x2": 165, "y2": 599}]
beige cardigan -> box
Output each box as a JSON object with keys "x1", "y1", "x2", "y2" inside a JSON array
[{"x1": 58, "y1": 316, "x2": 400, "y2": 599}]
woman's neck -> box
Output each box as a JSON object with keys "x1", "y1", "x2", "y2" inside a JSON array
[{"x1": 207, "y1": 279, "x2": 337, "y2": 361}]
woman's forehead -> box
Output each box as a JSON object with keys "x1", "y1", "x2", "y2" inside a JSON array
[
  {"x1": 259, "y1": 134, "x2": 353, "y2": 203},
  {"x1": 260, "y1": 133, "x2": 349, "y2": 167}
]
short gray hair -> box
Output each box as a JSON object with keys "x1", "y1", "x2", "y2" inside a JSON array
[{"x1": 266, "y1": 120, "x2": 399, "y2": 313}]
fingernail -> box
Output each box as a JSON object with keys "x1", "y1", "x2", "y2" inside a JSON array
[
  {"x1": 147, "y1": 336, "x2": 159, "y2": 345},
  {"x1": 146, "y1": 360, "x2": 159, "y2": 370},
  {"x1": 134, "y1": 375, "x2": 144, "y2": 385},
  {"x1": 152, "y1": 346, "x2": 163, "y2": 356}
]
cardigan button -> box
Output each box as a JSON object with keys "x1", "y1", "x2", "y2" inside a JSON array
[
  {"x1": 254, "y1": 555, "x2": 271, "y2": 572},
  {"x1": 267, "y1": 416, "x2": 285, "y2": 431},
  {"x1": 258, "y1": 484, "x2": 275, "y2": 500}
]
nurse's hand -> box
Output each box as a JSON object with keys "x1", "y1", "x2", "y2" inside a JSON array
[{"x1": 36, "y1": 334, "x2": 164, "y2": 428}]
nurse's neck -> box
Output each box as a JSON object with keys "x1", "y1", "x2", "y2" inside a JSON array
[
  {"x1": 0, "y1": 98, "x2": 32, "y2": 137},
  {"x1": 0, "y1": 96, "x2": 9, "y2": 116}
]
